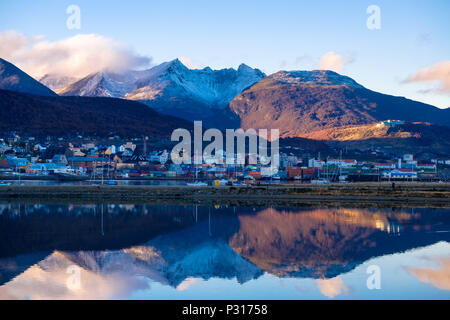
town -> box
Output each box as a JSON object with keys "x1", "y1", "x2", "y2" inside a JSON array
[{"x1": 0, "y1": 133, "x2": 449, "y2": 185}]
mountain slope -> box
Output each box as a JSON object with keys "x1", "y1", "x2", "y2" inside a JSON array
[
  {"x1": 305, "y1": 122, "x2": 450, "y2": 157},
  {"x1": 59, "y1": 59, "x2": 265, "y2": 126},
  {"x1": 229, "y1": 70, "x2": 450, "y2": 137},
  {"x1": 39, "y1": 74, "x2": 79, "y2": 93},
  {"x1": 0, "y1": 89, "x2": 190, "y2": 137},
  {"x1": 59, "y1": 70, "x2": 143, "y2": 97},
  {"x1": 0, "y1": 58, "x2": 57, "y2": 96}
]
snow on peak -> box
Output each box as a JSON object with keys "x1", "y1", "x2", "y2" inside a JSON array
[
  {"x1": 58, "y1": 59, "x2": 266, "y2": 107},
  {"x1": 271, "y1": 70, "x2": 364, "y2": 89},
  {"x1": 126, "y1": 60, "x2": 266, "y2": 106}
]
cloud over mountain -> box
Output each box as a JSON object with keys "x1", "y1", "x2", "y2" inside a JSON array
[
  {"x1": 318, "y1": 51, "x2": 354, "y2": 72},
  {"x1": 0, "y1": 30, "x2": 151, "y2": 80},
  {"x1": 405, "y1": 61, "x2": 450, "y2": 94}
]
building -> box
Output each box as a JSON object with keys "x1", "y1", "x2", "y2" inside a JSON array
[
  {"x1": 403, "y1": 154, "x2": 414, "y2": 162},
  {"x1": 383, "y1": 169, "x2": 417, "y2": 180},
  {"x1": 374, "y1": 163, "x2": 396, "y2": 169},
  {"x1": 416, "y1": 163, "x2": 436, "y2": 170},
  {"x1": 67, "y1": 156, "x2": 107, "y2": 170},
  {"x1": 308, "y1": 159, "x2": 325, "y2": 168},
  {"x1": 376, "y1": 120, "x2": 405, "y2": 128},
  {"x1": 327, "y1": 159, "x2": 357, "y2": 167},
  {"x1": 25, "y1": 163, "x2": 71, "y2": 175}
]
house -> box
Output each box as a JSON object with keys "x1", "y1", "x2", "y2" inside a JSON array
[
  {"x1": 0, "y1": 157, "x2": 11, "y2": 170},
  {"x1": 308, "y1": 159, "x2": 325, "y2": 168},
  {"x1": 376, "y1": 120, "x2": 404, "y2": 128},
  {"x1": 416, "y1": 163, "x2": 436, "y2": 170},
  {"x1": 67, "y1": 156, "x2": 107, "y2": 170},
  {"x1": 25, "y1": 163, "x2": 71, "y2": 175},
  {"x1": 383, "y1": 169, "x2": 417, "y2": 180},
  {"x1": 123, "y1": 142, "x2": 136, "y2": 152},
  {"x1": 7, "y1": 157, "x2": 30, "y2": 168},
  {"x1": 108, "y1": 145, "x2": 117, "y2": 154},
  {"x1": 403, "y1": 154, "x2": 414, "y2": 162},
  {"x1": 168, "y1": 164, "x2": 183, "y2": 175},
  {"x1": 52, "y1": 154, "x2": 68, "y2": 165},
  {"x1": 327, "y1": 159, "x2": 357, "y2": 167},
  {"x1": 82, "y1": 143, "x2": 96, "y2": 150},
  {"x1": 373, "y1": 163, "x2": 396, "y2": 169}
]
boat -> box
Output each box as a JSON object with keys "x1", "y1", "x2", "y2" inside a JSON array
[
  {"x1": 187, "y1": 181, "x2": 208, "y2": 186},
  {"x1": 311, "y1": 179, "x2": 329, "y2": 185},
  {"x1": 187, "y1": 163, "x2": 208, "y2": 186}
]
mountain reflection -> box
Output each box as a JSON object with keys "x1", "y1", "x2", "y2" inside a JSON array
[
  {"x1": 0, "y1": 204, "x2": 449, "y2": 299},
  {"x1": 230, "y1": 207, "x2": 449, "y2": 278}
]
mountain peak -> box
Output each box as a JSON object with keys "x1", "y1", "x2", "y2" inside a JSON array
[
  {"x1": 271, "y1": 70, "x2": 364, "y2": 89},
  {"x1": 168, "y1": 58, "x2": 188, "y2": 70},
  {"x1": 238, "y1": 63, "x2": 252, "y2": 71},
  {"x1": 230, "y1": 69, "x2": 449, "y2": 138},
  {"x1": 0, "y1": 58, "x2": 57, "y2": 96}
]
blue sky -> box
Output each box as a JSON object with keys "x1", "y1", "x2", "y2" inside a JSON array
[{"x1": 0, "y1": 0, "x2": 449, "y2": 108}]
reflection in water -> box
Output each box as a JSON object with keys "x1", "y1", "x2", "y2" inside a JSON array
[
  {"x1": 0, "y1": 203, "x2": 449, "y2": 299},
  {"x1": 229, "y1": 207, "x2": 442, "y2": 278},
  {"x1": 405, "y1": 256, "x2": 450, "y2": 290},
  {"x1": 316, "y1": 276, "x2": 350, "y2": 298}
]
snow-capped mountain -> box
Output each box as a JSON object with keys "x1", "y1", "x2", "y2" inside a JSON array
[
  {"x1": 39, "y1": 74, "x2": 79, "y2": 93},
  {"x1": 125, "y1": 59, "x2": 265, "y2": 106},
  {"x1": 58, "y1": 59, "x2": 265, "y2": 125},
  {"x1": 59, "y1": 70, "x2": 145, "y2": 97}
]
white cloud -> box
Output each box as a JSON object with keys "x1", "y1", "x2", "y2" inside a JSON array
[
  {"x1": 318, "y1": 51, "x2": 354, "y2": 73},
  {"x1": 316, "y1": 276, "x2": 350, "y2": 298},
  {"x1": 0, "y1": 251, "x2": 151, "y2": 300},
  {"x1": 405, "y1": 256, "x2": 450, "y2": 290},
  {"x1": 405, "y1": 61, "x2": 450, "y2": 94},
  {"x1": 176, "y1": 277, "x2": 201, "y2": 291},
  {"x1": 0, "y1": 30, "x2": 151, "y2": 80}
]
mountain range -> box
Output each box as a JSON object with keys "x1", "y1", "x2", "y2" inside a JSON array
[
  {"x1": 1, "y1": 57, "x2": 449, "y2": 154},
  {"x1": 42, "y1": 59, "x2": 265, "y2": 125}
]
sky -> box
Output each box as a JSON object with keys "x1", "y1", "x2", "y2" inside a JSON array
[{"x1": 0, "y1": 0, "x2": 449, "y2": 108}]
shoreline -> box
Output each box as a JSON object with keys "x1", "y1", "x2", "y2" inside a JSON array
[{"x1": 1, "y1": 182, "x2": 449, "y2": 207}]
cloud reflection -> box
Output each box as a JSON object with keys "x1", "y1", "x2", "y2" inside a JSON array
[
  {"x1": 316, "y1": 276, "x2": 350, "y2": 298},
  {"x1": 405, "y1": 256, "x2": 450, "y2": 291}
]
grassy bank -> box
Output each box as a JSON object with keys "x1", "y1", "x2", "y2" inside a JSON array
[{"x1": 0, "y1": 182, "x2": 449, "y2": 207}]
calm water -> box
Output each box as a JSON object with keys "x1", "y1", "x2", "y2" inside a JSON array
[{"x1": 0, "y1": 203, "x2": 449, "y2": 300}]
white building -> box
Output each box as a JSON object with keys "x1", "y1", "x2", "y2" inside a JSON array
[{"x1": 327, "y1": 159, "x2": 357, "y2": 167}]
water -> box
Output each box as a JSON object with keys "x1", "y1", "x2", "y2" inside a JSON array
[{"x1": 0, "y1": 203, "x2": 449, "y2": 300}]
